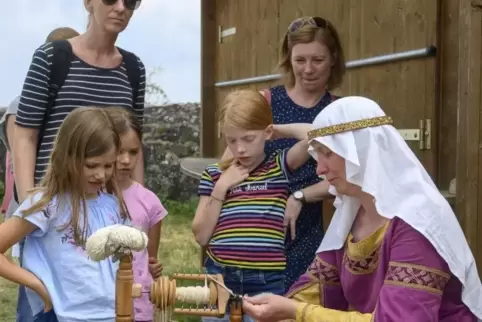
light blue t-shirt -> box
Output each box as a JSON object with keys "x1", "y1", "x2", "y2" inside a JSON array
[{"x1": 13, "y1": 191, "x2": 128, "y2": 322}]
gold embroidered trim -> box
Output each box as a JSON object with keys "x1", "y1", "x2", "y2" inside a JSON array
[
  {"x1": 384, "y1": 261, "x2": 450, "y2": 295},
  {"x1": 344, "y1": 247, "x2": 381, "y2": 275},
  {"x1": 347, "y1": 221, "x2": 389, "y2": 259},
  {"x1": 343, "y1": 221, "x2": 389, "y2": 275},
  {"x1": 307, "y1": 116, "x2": 393, "y2": 140},
  {"x1": 286, "y1": 257, "x2": 340, "y2": 298},
  {"x1": 309, "y1": 257, "x2": 341, "y2": 285}
]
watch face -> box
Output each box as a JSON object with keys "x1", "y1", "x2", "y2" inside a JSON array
[{"x1": 294, "y1": 191, "x2": 303, "y2": 200}]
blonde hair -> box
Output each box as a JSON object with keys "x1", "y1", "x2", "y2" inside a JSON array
[
  {"x1": 279, "y1": 17, "x2": 345, "y2": 91},
  {"x1": 218, "y1": 90, "x2": 272, "y2": 170},
  {"x1": 22, "y1": 107, "x2": 129, "y2": 247},
  {"x1": 45, "y1": 27, "x2": 80, "y2": 42}
]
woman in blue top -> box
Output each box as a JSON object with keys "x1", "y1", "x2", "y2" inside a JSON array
[
  {"x1": 0, "y1": 107, "x2": 130, "y2": 322},
  {"x1": 223, "y1": 16, "x2": 347, "y2": 292}
]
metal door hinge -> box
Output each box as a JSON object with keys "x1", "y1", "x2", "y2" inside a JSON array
[
  {"x1": 397, "y1": 119, "x2": 431, "y2": 150},
  {"x1": 218, "y1": 26, "x2": 236, "y2": 43}
]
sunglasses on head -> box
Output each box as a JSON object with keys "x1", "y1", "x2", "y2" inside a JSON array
[
  {"x1": 287, "y1": 17, "x2": 328, "y2": 33},
  {"x1": 102, "y1": 0, "x2": 141, "y2": 11}
]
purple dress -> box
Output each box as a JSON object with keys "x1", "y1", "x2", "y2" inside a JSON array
[
  {"x1": 286, "y1": 217, "x2": 477, "y2": 321},
  {"x1": 264, "y1": 85, "x2": 339, "y2": 292}
]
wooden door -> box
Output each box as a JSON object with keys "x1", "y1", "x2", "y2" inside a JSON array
[
  {"x1": 338, "y1": 1, "x2": 439, "y2": 180},
  {"x1": 210, "y1": 0, "x2": 440, "y2": 230},
  {"x1": 214, "y1": 0, "x2": 282, "y2": 156},
  {"x1": 280, "y1": 0, "x2": 440, "y2": 226}
]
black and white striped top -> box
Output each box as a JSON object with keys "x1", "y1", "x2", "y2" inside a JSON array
[{"x1": 15, "y1": 42, "x2": 146, "y2": 182}]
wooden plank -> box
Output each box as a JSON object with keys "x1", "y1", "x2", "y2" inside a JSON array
[
  {"x1": 201, "y1": 0, "x2": 218, "y2": 157},
  {"x1": 437, "y1": 0, "x2": 459, "y2": 190},
  {"x1": 214, "y1": 0, "x2": 280, "y2": 155},
  {"x1": 344, "y1": 0, "x2": 438, "y2": 179},
  {"x1": 476, "y1": 0, "x2": 482, "y2": 280},
  {"x1": 455, "y1": 0, "x2": 482, "y2": 275}
]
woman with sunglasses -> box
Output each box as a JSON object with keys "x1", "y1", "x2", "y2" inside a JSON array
[
  {"x1": 220, "y1": 16, "x2": 346, "y2": 293},
  {"x1": 12, "y1": 1, "x2": 146, "y2": 322},
  {"x1": 13, "y1": 0, "x2": 146, "y2": 211}
]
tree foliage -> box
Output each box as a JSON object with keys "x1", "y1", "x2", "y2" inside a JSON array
[{"x1": 145, "y1": 66, "x2": 168, "y2": 105}]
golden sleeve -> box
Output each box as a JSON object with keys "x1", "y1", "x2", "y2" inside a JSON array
[{"x1": 295, "y1": 303, "x2": 373, "y2": 322}]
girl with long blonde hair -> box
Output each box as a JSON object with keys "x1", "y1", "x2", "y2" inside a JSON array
[
  {"x1": 192, "y1": 89, "x2": 312, "y2": 322},
  {"x1": 0, "y1": 107, "x2": 130, "y2": 322}
]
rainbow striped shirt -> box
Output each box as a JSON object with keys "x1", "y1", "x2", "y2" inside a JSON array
[{"x1": 198, "y1": 150, "x2": 291, "y2": 270}]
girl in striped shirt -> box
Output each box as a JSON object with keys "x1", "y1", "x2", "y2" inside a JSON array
[{"x1": 192, "y1": 89, "x2": 313, "y2": 322}]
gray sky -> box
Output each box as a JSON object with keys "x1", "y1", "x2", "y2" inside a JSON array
[{"x1": 0, "y1": 0, "x2": 201, "y2": 106}]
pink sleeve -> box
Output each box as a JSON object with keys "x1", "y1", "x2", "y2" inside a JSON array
[
  {"x1": 147, "y1": 193, "x2": 167, "y2": 228},
  {"x1": 373, "y1": 219, "x2": 451, "y2": 321}
]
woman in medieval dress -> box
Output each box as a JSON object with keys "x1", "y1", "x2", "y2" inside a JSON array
[{"x1": 242, "y1": 96, "x2": 482, "y2": 321}]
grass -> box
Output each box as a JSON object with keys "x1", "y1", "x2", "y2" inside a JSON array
[{"x1": 0, "y1": 198, "x2": 202, "y2": 322}]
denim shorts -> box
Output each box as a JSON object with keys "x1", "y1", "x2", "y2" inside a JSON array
[
  {"x1": 201, "y1": 257, "x2": 285, "y2": 322},
  {"x1": 205, "y1": 257, "x2": 285, "y2": 296},
  {"x1": 32, "y1": 310, "x2": 58, "y2": 322}
]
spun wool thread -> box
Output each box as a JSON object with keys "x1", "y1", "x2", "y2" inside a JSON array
[{"x1": 176, "y1": 286, "x2": 210, "y2": 305}]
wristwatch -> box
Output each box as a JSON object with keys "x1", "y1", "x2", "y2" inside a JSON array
[{"x1": 293, "y1": 190, "x2": 305, "y2": 203}]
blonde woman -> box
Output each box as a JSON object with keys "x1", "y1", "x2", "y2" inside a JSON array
[{"x1": 258, "y1": 16, "x2": 346, "y2": 291}]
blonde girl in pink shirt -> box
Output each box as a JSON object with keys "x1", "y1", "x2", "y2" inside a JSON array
[{"x1": 108, "y1": 107, "x2": 168, "y2": 322}]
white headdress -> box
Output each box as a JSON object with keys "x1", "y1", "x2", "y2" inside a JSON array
[{"x1": 308, "y1": 96, "x2": 481, "y2": 319}]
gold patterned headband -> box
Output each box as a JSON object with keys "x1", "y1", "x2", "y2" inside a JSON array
[{"x1": 307, "y1": 116, "x2": 393, "y2": 140}]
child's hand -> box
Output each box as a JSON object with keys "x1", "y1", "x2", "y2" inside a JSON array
[
  {"x1": 217, "y1": 163, "x2": 249, "y2": 190},
  {"x1": 32, "y1": 278, "x2": 53, "y2": 312},
  {"x1": 148, "y1": 257, "x2": 163, "y2": 279}
]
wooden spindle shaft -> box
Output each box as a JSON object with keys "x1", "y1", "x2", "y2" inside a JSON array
[
  {"x1": 116, "y1": 255, "x2": 135, "y2": 322},
  {"x1": 229, "y1": 296, "x2": 243, "y2": 322},
  {"x1": 172, "y1": 273, "x2": 209, "y2": 281}
]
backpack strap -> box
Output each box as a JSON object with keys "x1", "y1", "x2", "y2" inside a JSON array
[
  {"x1": 118, "y1": 47, "x2": 141, "y2": 108},
  {"x1": 13, "y1": 40, "x2": 72, "y2": 203},
  {"x1": 39, "y1": 40, "x2": 73, "y2": 152}
]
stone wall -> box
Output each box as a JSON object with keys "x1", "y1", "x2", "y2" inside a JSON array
[
  {"x1": 142, "y1": 103, "x2": 201, "y2": 200},
  {"x1": 0, "y1": 103, "x2": 201, "y2": 201}
]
